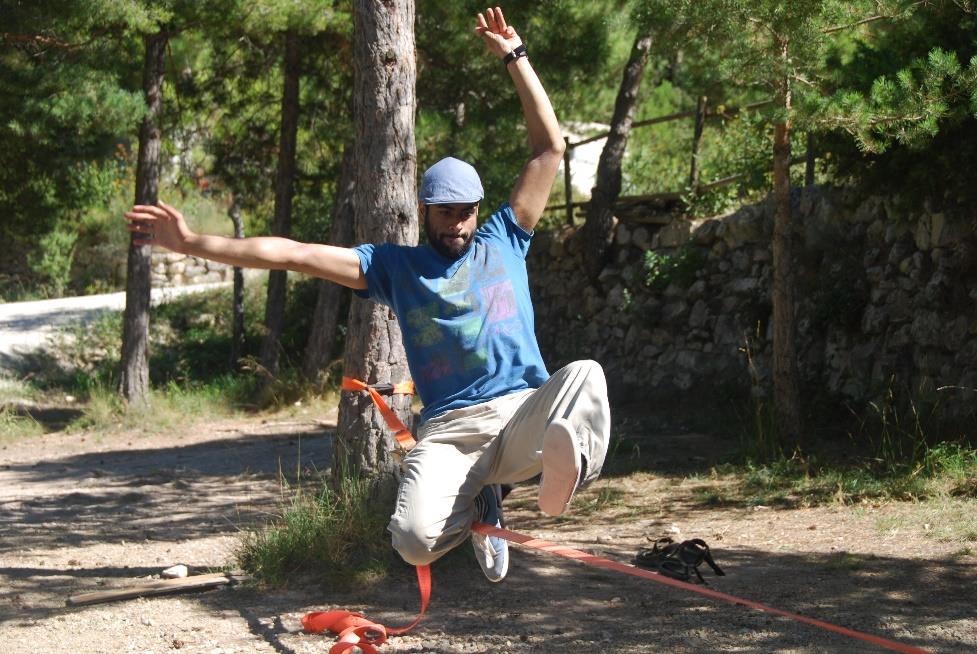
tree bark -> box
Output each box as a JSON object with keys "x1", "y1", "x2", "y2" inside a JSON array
[
  {"x1": 582, "y1": 29, "x2": 653, "y2": 280},
  {"x1": 259, "y1": 29, "x2": 301, "y2": 377},
  {"x1": 120, "y1": 32, "x2": 167, "y2": 406},
  {"x1": 336, "y1": 0, "x2": 417, "y2": 495},
  {"x1": 303, "y1": 144, "x2": 356, "y2": 385},
  {"x1": 771, "y1": 38, "x2": 803, "y2": 451},
  {"x1": 228, "y1": 194, "x2": 246, "y2": 370}
]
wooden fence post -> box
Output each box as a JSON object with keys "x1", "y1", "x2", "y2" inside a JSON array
[
  {"x1": 563, "y1": 136, "x2": 573, "y2": 226},
  {"x1": 688, "y1": 95, "x2": 708, "y2": 196}
]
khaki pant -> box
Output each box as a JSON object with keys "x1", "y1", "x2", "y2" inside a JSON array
[{"x1": 388, "y1": 359, "x2": 610, "y2": 565}]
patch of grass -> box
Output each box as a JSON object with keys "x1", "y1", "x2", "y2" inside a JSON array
[
  {"x1": 64, "y1": 378, "x2": 251, "y2": 435},
  {"x1": 0, "y1": 405, "x2": 44, "y2": 441},
  {"x1": 701, "y1": 438, "x2": 977, "y2": 515},
  {"x1": 574, "y1": 483, "x2": 628, "y2": 515},
  {"x1": 237, "y1": 473, "x2": 391, "y2": 588},
  {"x1": 874, "y1": 498, "x2": 977, "y2": 543}
]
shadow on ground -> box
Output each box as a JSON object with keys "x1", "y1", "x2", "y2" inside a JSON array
[
  {"x1": 1, "y1": 416, "x2": 974, "y2": 653},
  {"x1": 199, "y1": 536, "x2": 973, "y2": 654},
  {"x1": 0, "y1": 428, "x2": 331, "y2": 553}
]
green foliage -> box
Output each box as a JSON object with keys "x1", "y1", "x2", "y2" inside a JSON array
[
  {"x1": 808, "y1": 253, "x2": 869, "y2": 331},
  {"x1": 641, "y1": 244, "x2": 705, "y2": 290},
  {"x1": 27, "y1": 226, "x2": 79, "y2": 298},
  {"x1": 816, "y1": 2, "x2": 977, "y2": 210},
  {"x1": 237, "y1": 473, "x2": 390, "y2": 587}
]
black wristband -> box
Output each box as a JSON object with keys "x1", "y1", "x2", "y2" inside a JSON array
[{"x1": 502, "y1": 44, "x2": 527, "y2": 67}]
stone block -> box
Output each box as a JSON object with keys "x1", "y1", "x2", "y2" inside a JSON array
[
  {"x1": 632, "y1": 226, "x2": 651, "y2": 250},
  {"x1": 662, "y1": 301, "x2": 688, "y2": 322},
  {"x1": 692, "y1": 219, "x2": 720, "y2": 246},
  {"x1": 688, "y1": 300, "x2": 710, "y2": 329},
  {"x1": 911, "y1": 312, "x2": 943, "y2": 347},
  {"x1": 615, "y1": 223, "x2": 631, "y2": 247},
  {"x1": 658, "y1": 220, "x2": 691, "y2": 248},
  {"x1": 729, "y1": 278, "x2": 757, "y2": 293}
]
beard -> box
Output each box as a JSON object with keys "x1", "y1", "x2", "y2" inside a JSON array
[{"x1": 424, "y1": 212, "x2": 474, "y2": 260}]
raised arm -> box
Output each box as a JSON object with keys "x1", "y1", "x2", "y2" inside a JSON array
[
  {"x1": 124, "y1": 201, "x2": 366, "y2": 290},
  {"x1": 475, "y1": 7, "x2": 565, "y2": 232}
]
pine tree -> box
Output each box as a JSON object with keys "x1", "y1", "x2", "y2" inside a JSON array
[{"x1": 335, "y1": 0, "x2": 417, "y2": 494}]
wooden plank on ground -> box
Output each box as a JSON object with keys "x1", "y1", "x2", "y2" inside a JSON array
[{"x1": 66, "y1": 573, "x2": 250, "y2": 607}]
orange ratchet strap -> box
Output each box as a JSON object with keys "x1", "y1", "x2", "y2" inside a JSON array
[
  {"x1": 301, "y1": 377, "x2": 426, "y2": 654},
  {"x1": 340, "y1": 376, "x2": 417, "y2": 450},
  {"x1": 301, "y1": 564, "x2": 431, "y2": 654}
]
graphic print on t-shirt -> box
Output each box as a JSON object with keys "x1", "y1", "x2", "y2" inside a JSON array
[{"x1": 407, "y1": 243, "x2": 519, "y2": 385}]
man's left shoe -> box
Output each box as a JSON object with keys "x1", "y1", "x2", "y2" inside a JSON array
[
  {"x1": 538, "y1": 418, "x2": 583, "y2": 516},
  {"x1": 471, "y1": 484, "x2": 509, "y2": 583}
]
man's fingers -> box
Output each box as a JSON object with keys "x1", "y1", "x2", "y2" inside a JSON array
[
  {"x1": 476, "y1": 12, "x2": 488, "y2": 29},
  {"x1": 158, "y1": 199, "x2": 183, "y2": 221},
  {"x1": 485, "y1": 7, "x2": 498, "y2": 32},
  {"x1": 494, "y1": 6, "x2": 508, "y2": 32}
]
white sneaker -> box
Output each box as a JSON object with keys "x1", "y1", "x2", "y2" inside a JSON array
[
  {"x1": 471, "y1": 484, "x2": 508, "y2": 582},
  {"x1": 538, "y1": 418, "x2": 583, "y2": 516}
]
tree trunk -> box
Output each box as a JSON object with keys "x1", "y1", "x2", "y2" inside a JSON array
[
  {"x1": 259, "y1": 29, "x2": 301, "y2": 377},
  {"x1": 228, "y1": 194, "x2": 246, "y2": 370},
  {"x1": 336, "y1": 0, "x2": 417, "y2": 495},
  {"x1": 120, "y1": 32, "x2": 167, "y2": 406},
  {"x1": 582, "y1": 29, "x2": 653, "y2": 280},
  {"x1": 303, "y1": 144, "x2": 356, "y2": 385},
  {"x1": 771, "y1": 38, "x2": 802, "y2": 451}
]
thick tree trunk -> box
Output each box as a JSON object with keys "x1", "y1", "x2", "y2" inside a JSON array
[
  {"x1": 228, "y1": 194, "x2": 246, "y2": 370},
  {"x1": 259, "y1": 29, "x2": 301, "y2": 377},
  {"x1": 771, "y1": 39, "x2": 802, "y2": 450},
  {"x1": 582, "y1": 29, "x2": 653, "y2": 280},
  {"x1": 120, "y1": 32, "x2": 166, "y2": 406},
  {"x1": 336, "y1": 0, "x2": 416, "y2": 494},
  {"x1": 303, "y1": 145, "x2": 356, "y2": 385}
]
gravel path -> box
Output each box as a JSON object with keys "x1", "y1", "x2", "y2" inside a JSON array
[
  {"x1": 0, "y1": 283, "x2": 231, "y2": 371},
  {"x1": 1, "y1": 416, "x2": 975, "y2": 654}
]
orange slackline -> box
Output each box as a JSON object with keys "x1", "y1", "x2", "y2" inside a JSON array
[
  {"x1": 471, "y1": 522, "x2": 935, "y2": 654},
  {"x1": 304, "y1": 377, "x2": 936, "y2": 654}
]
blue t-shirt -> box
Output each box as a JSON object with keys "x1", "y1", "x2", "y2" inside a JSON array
[{"x1": 353, "y1": 203, "x2": 550, "y2": 420}]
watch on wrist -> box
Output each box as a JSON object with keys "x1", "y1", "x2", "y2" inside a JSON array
[{"x1": 503, "y1": 44, "x2": 528, "y2": 67}]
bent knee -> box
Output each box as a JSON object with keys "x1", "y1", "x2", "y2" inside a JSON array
[
  {"x1": 568, "y1": 359, "x2": 604, "y2": 378},
  {"x1": 388, "y1": 518, "x2": 440, "y2": 566}
]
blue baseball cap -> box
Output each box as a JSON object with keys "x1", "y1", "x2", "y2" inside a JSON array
[{"x1": 418, "y1": 157, "x2": 484, "y2": 205}]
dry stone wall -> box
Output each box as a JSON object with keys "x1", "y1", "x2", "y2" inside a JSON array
[
  {"x1": 528, "y1": 188, "x2": 977, "y2": 422},
  {"x1": 72, "y1": 248, "x2": 234, "y2": 290}
]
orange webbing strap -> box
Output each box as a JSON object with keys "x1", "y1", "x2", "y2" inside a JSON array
[
  {"x1": 472, "y1": 523, "x2": 935, "y2": 654},
  {"x1": 340, "y1": 376, "x2": 416, "y2": 450},
  {"x1": 301, "y1": 564, "x2": 432, "y2": 654},
  {"x1": 301, "y1": 377, "x2": 424, "y2": 653}
]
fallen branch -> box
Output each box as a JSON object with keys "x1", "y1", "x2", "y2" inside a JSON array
[{"x1": 65, "y1": 572, "x2": 250, "y2": 607}]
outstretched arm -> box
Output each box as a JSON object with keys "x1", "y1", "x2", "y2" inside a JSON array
[
  {"x1": 124, "y1": 201, "x2": 366, "y2": 290},
  {"x1": 475, "y1": 6, "x2": 565, "y2": 232}
]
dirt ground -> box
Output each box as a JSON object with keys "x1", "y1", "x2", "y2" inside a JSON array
[{"x1": 1, "y1": 406, "x2": 975, "y2": 654}]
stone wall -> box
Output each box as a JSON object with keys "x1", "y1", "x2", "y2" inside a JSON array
[
  {"x1": 150, "y1": 250, "x2": 234, "y2": 287},
  {"x1": 528, "y1": 188, "x2": 977, "y2": 421},
  {"x1": 72, "y1": 247, "x2": 234, "y2": 290}
]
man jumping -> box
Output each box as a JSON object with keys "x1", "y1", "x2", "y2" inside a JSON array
[{"x1": 125, "y1": 6, "x2": 610, "y2": 583}]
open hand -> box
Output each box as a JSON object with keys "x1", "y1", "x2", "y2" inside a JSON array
[
  {"x1": 124, "y1": 200, "x2": 192, "y2": 252},
  {"x1": 475, "y1": 6, "x2": 522, "y2": 59}
]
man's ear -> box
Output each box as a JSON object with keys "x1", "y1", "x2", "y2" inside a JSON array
[{"x1": 418, "y1": 201, "x2": 426, "y2": 218}]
